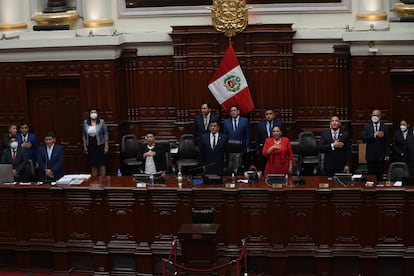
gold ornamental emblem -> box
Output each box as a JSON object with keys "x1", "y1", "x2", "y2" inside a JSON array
[{"x1": 211, "y1": 0, "x2": 249, "y2": 38}]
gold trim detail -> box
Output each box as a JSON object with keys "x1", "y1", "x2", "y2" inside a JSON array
[
  {"x1": 211, "y1": 0, "x2": 248, "y2": 38},
  {"x1": 0, "y1": 22, "x2": 27, "y2": 31},
  {"x1": 356, "y1": 13, "x2": 387, "y2": 21},
  {"x1": 33, "y1": 11, "x2": 79, "y2": 28},
  {"x1": 393, "y1": 3, "x2": 414, "y2": 17},
  {"x1": 83, "y1": 19, "x2": 114, "y2": 28}
]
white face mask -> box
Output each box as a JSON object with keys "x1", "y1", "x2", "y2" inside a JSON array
[
  {"x1": 400, "y1": 125, "x2": 408, "y2": 132},
  {"x1": 10, "y1": 141, "x2": 18, "y2": 149},
  {"x1": 371, "y1": 116, "x2": 380, "y2": 123},
  {"x1": 90, "y1": 113, "x2": 98, "y2": 120}
]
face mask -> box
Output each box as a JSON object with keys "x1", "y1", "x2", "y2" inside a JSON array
[
  {"x1": 10, "y1": 141, "x2": 18, "y2": 149},
  {"x1": 371, "y1": 116, "x2": 379, "y2": 123},
  {"x1": 90, "y1": 113, "x2": 98, "y2": 120},
  {"x1": 400, "y1": 125, "x2": 408, "y2": 132}
]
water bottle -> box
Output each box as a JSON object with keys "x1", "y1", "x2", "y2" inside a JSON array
[
  {"x1": 177, "y1": 170, "x2": 183, "y2": 183},
  {"x1": 231, "y1": 173, "x2": 236, "y2": 184},
  {"x1": 149, "y1": 174, "x2": 154, "y2": 185},
  {"x1": 117, "y1": 168, "x2": 122, "y2": 176}
]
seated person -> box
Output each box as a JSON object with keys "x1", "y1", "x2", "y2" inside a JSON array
[
  {"x1": 0, "y1": 136, "x2": 29, "y2": 182},
  {"x1": 37, "y1": 131, "x2": 65, "y2": 182},
  {"x1": 139, "y1": 131, "x2": 167, "y2": 177}
]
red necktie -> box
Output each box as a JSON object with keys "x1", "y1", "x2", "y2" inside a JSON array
[{"x1": 12, "y1": 150, "x2": 16, "y2": 162}]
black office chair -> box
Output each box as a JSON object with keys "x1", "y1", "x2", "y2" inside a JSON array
[
  {"x1": 120, "y1": 134, "x2": 142, "y2": 175},
  {"x1": 175, "y1": 134, "x2": 200, "y2": 175},
  {"x1": 387, "y1": 162, "x2": 409, "y2": 182},
  {"x1": 154, "y1": 140, "x2": 172, "y2": 174},
  {"x1": 298, "y1": 131, "x2": 320, "y2": 175},
  {"x1": 290, "y1": 140, "x2": 301, "y2": 176},
  {"x1": 226, "y1": 139, "x2": 243, "y2": 176}
]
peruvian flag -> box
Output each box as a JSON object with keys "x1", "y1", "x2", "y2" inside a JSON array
[{"x1": 208, "y1": 44, "x2": 254, "y2": 115}]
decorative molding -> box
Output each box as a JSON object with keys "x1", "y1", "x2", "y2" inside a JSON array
[{"x1": 118, "y1": 0, "x2": 351, "y2": 18}]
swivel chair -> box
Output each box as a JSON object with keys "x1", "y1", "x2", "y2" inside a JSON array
[
  {"x1": 290, "y1": 140, "x2": 301, "y2": 176},
  {"x1": 175, "y1": 134, "x2": 200, "y2": 175},
  {"x1": 120, "y1": 134, "x2": 142, "y2": 175},
  {"x1": 226, "y1": 139, "x2": 243, "y2": 176},
  {"x1": 298, "y1": 131, "x2": 320, "y2": 175},
  {"x1": 387, "y1": 162, "x2": 409, "y2": 182}
]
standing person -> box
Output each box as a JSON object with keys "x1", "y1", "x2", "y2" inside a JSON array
[
  {"x1": 193, "y1": 101, "x2": 219, "y2": 147},
  {"x1": 16, "y1": 121, "x2": 39, "y2": 165},
  {"x1": 223, "y1": 104, "x2": 250, "y2": 150},
  {"x1": 82, "y1": 108, "x2": 109, "y2": 176},
  {"x1": 0, "y1": 136, "x2": 29, "y2": 182},
  {"x1": 361, "y1": 109, "x2": 390, "y2": 181},
  {"x1": 199, "y1": 120, "x2": 228, "y2": 175},
  {"x1": 140, "y1": 131, "x2": 167, "y2": 177},
  {"x1": 256, "y1": 108, "x2": 286, "y2": 171},
  {"x1": 37, "y1": 131, "x2": 64, "y2": 182},
  {"x1": 262, "y1": 125, "x2": 294, "y2": 177},
  {"x1": 319, "y1": 115, "x2": 352, "y2": 176},
  {"x1": 392, "y1": 119, "x2": 411, "y2": 162},
  {"x1": 1, "y1": 123, "x2": 18, "y2": 151}
]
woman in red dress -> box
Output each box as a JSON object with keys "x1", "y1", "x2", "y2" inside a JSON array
[{"x1": 262, "y1": 125, "x2": 294, "y2": 177}]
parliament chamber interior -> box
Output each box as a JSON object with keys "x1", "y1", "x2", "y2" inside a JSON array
[{"x1": 1, "y1": 0, "x2": 414, "y2": 275}]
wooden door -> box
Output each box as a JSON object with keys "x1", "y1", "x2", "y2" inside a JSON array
[
  {"x1": 392, "y1": 74, "x2": 414, "y2": 133},
  {"x1": 27, "y1": 79, "x2": 84, "y2": 173}
]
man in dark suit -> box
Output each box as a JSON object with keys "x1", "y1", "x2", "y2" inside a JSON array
[
  {"x1": 256, "y1": 108, "x2": 286, "y2": 171},
  {"x1": 223, "y1": 105, "x2": 250, "y2": 150},
  {"x1": 193, "y1": 101, "x2": 219, "y2": 146},
  {"x1": 37, "y1": 131, "x2": 65, "y2": 182},
  {"x1": 361, "y1": 109, "x2": 390, "y2": 181},
  {"x1": 16, "y1": 121, "x2": 39, "y2": 165},
  {"x1": 319, "y1": 115, "x2": 352, "y2": 176},
  {"x1": 199, "y1": 120, "x2": 228, "y2": 175},
  {"x1": 1, "y1": 123, "x2": 18, "y2": 152},
  {"x1": 0, "y1": 136, "x2": 29, "y2": 182},
  {"x1": 140, "y1": 131, "x2": 167, "y2": 177}
]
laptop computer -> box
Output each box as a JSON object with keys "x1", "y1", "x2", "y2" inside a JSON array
[{"x1": 0, "y1": 164, "x2": 15, "y2": 183}]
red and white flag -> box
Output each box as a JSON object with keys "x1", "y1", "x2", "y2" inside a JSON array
[{"x1": 208, "y1": 44, "x2": 254, "y2": 115}]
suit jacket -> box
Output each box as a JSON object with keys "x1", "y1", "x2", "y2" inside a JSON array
[
  {"x1": 199, "y1": 132, "x2": 228, "y2": 174},
  {"x1": 193, "y1": 113, "x2": 219, "y2": 145},
  {"x1": 361, "y1": 122, "x2": 390, "y2": 162},
  {"x1": 0, "y1": 147, "x2": 28, "y2": 174},
  {"x1": 256, "y1": 119, "x2": 286, "y2": 149},
  {"x1": 223, "y1": 116, "x2": 250, "y2": 149},
  {"x1": 319, "y1": 129, "x2": 352, "y2": 172},
  {"x1": 16, "y1": 132, "x2": 39, "y2": 164},
  {"x1": 37, "y1": 144, "x2": 65, "y2": 181},
  {"x1": 82, "y1": 119, "x2": 109, "y2": 146},
  {"x1": 140, "y1": 143, "x2": 167, "y2": 173},
  {"x1": 392, "y1": 130, "x2": 412, "y2": 161}
]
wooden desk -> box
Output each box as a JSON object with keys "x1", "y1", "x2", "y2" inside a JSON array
[{"x1": 0, "y1": 176, "x2": 413, "y2": 275}]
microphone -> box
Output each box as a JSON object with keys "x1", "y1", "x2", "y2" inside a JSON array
[{"x1": 188, "y1": 162, "x2": 216, "y2": 174}]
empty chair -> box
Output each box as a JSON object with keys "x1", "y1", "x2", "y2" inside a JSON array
[
  {"x1": 354, "y1": 143, "x2": 368, "y2": 174},
  {"x1": 298, "y1": 131, "x2": 320, "y2": 175},
  {"x1": 290, "y1": 140, "x2": 301, "y2": 176},
  {"x1": 175, "y1": 134, "x2": 200, "y2": 175},
  {"x1": 227, "y1": 139, "x2": 243, "y2": 175},
  {"x1": 387, "y1": 162, "x2": 409, "y2": 182},
  {"x1": 120, "y1": 134, "x2": 142, "y2": 175}
]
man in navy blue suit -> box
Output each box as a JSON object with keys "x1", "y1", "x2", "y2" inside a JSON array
[
  {"x1": 17, "y1": 121, "x2": 39, "y2": 165},
  {"x1": 361, "y1": 109, "x2": 390, "y2": 181},
  {"x1": 319, "y1": 115, "x2": 352, "y2": 176},
  {"x1": 223, "y1": 105, "x2": 250, "y2": 150},
  {"x1": 37, "y1": 131, "x2": 65, "y2": 182},
  {"x1": 256, "y1": 108, "x2": 286, "y2": 171},
  {"x1": 199, "y1": 120, "x2": 228, "y2": 175},
  {"x1": 193, "y1": 101, "x2": 219, "y2": 147}
]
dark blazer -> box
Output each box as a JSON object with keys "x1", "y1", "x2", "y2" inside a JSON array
[
  {"x1": 361, "y1": 122, "x2": 390, "y2": 162},
  {"x1": 404, "y1": 135, "x2": 414, "y2": 176},
  {"x1": 199, "y1": 132, "x2": 228, "y2": 174},
  {"x1": 37, "y1": 144, "x2": 65, "y2": 181},
  {"x1": 223, "y1": 116, "x2": 250, "y2": 149},
  {"x1": 256, "y1": 119, "x2": 286, "y2": 149},
  {"x1": 319, "y1": 129, "x2": 352, "y2": 173},
  {"x1": 16, "y1": 132, "x2": 39, "y2": 164},
  {"x1": 193, "y1": 113, "x2": 219, "y2": 146},
  {"x1": 0, "y1": 147, "x2": 28, "y2": 176},
  {"x1": 140, "y1": 143, "x2": 167, "y2": 173},
  {"x1": 392, "y1": 130, "x2": 412, "y2": 162}
]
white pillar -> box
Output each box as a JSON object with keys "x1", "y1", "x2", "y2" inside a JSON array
[
  {"x1": 83, "y1": 0, "x2": 113, "y2": 28},
  {"x1": 357, "y1": 0, "x2": 387, "y2": 20},
  {"x1": 0, "y1": 0, "x2": 27, "y2": 31}
]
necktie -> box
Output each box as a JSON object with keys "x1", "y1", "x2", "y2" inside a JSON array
[
  {"x1": 375, "y1": 123, "x2": 378, "y2": 132},
  {"x1": 212, "y1": 134, "x2": 216, "y2": 149},
  {"x1": 233, "y1": 119, "x2": 237, "y2": 131},
  {"x1": 12, "y1": 150, "x2": 16, "y2": 162},
  {"x1": 267, "y1": 122, "x2": 271, "y2": 137},
  {"x1": 23, "y1": 135, "x2": 27, "y2": 142},
  {"x1": 333, "y1": 131, "x2": 337, "y2": 140},
  {"x1": 204, "y1": 116, "x2": 208, "y2": 130},
  {"x1": 47, "y1": 147, "x2": 52, "y2": 159}
]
